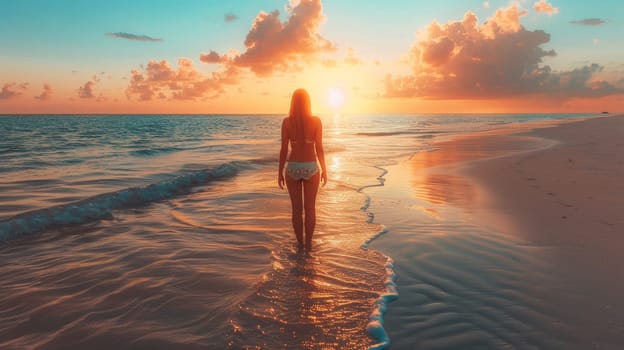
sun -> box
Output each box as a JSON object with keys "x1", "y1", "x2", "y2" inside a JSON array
[{"x1": 327, "y1": 87, "x2": 346, "y2": 109}]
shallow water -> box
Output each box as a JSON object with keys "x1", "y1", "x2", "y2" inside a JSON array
[
  {"x1": 0, "y1": 168, "x2": 389, "y2": 349},
  {"x1": 0, "y1": 113, "x2": 601, "y2": 349}
]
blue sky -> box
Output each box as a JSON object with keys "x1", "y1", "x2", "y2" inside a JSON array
[{"x1": 1, "y1": 0, "x2": 622, "y2": 113}]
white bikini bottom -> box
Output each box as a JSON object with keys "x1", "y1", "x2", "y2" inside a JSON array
[{"x1": 286, "y1": 161, "x2": 319, "y2": 180}]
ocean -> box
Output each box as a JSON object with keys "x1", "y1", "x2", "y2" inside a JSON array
[{"x1": 0, "y1": 113, "x2": 597, "y2": 349}]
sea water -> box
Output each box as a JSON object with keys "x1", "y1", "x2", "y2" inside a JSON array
[{"x1": 0, "y1": 113, "x2": 595, "y2": 349}]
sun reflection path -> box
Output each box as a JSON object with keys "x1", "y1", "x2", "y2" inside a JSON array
[
  {"x1": 225, "y1": 175, "x2": 390, "y2": 349},
  {"x1": 329, "y1": 156, "x2": 342, "y2": 181}
]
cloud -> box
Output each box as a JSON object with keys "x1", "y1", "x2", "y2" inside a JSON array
[
  {"x1": 224, "y1": 12, "x2": 239, "y2": 23},
  {"x1": 533, "y1": 0, "x2": 558, "y2": 15},
  {"x1": 0, "y1": 82, "x2": 28, "y2": 100},
  {"x1": 77, "y1": 76, "x2": 100, "y2": 99},
  {"x1": 199, "y1": 50, "x2": 225, "y2": 64},
  {"x1": 34, "y1": 83, "x2": 52, "y2": 101},
  {"x1": 126, "y1": 58, "x2": 239, "y2": 101},
  {"x1": 384, "y1": 5, "x2": 622, "y2": 99},
  {"x1": 205, "y1": 0, "x2": 335, "y2": 76},
  {"x1": 554, "y1": 64, "x2": 619, "y2": 97},
  {"x1": 570, "y1": 18, "x2": 607, "y2": 26},
  {"x1": 105, "y1": 32, "x2": 163, "y2": 42}
]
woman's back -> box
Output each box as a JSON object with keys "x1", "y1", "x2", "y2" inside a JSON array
[{"x1": 285, "y1": 116, "x2": 320, "y2": 163}]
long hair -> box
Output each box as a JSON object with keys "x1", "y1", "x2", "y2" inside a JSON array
[{"x1": 289, "y1": 88, "x2": 312, "y2": 143}]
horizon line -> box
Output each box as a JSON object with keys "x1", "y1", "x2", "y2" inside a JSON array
[{"x1": 0, "y1": 112, "x2": 615, "y2": 117}]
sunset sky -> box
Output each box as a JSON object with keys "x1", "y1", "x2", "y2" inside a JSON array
[{"x1": 1, "y1": 0, "x2": 623, "y2": 114}]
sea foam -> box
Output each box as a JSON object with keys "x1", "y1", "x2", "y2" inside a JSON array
[
  {"x1": 366, "y1": 257, "x2": 399, "y2": 350},
  {"x1": 358, "y1": 165, "x2": 399, "y2": 350},
  {"x1": 363, "y1": 233, "x2": 399, "y2": 350}
]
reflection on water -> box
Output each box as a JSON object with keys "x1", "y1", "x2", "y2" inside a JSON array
[
  {"x1": 408, "y1": 133, "x2": 548, "y2": 215},
  {"x1": 409, "y1": 132, "x2": 548, "y2": 170},
  {"x1": 413, "y1": 172, "x2": 477, "y2": 210},
  {"x1": 329, "y1": 155, "x2": 343, "y2": 181},
  {"x1": 227, "y1": 248, "x2": 379, "y2": 349},
  {"x1": 225, "y1": 172, "x2": 389, "y2": 349}
]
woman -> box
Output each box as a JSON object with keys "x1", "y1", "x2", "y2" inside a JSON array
[{"x1": 278, "y1": 89, "x2": 327, "y2": 251}]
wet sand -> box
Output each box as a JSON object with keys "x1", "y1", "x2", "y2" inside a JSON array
[
  {"x1": 368, "y1": 115, "x2": 624, "y2": 349},
  {"x1": 464, "y1": 115, "x2": 624, "y2": 246},
  {"x1": 463, "y1": 114, "x2": 624, "y2": 347}
]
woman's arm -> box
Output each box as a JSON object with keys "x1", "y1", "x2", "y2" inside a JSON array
[
  {"x1": 315, "y1": 118, "x2": 328, "y2": 186},
  {"x1": 278, "y1": 118, "x2": 289, "y2": 189}
]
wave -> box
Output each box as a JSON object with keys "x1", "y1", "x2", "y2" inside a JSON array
[{"x1": 0, "y1": 161, "x2": 246, "y2": 242}]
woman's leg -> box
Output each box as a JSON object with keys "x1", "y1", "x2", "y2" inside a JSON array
[
  {"x1": 285, "y1": 176, "x2": 304, "y2": 247},
  {"x1": 302, "y1": 172, "x2": 320, "y2": 249}
]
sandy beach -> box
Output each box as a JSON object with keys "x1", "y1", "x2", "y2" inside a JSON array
[
  {"x1": 464, "y1": 115, "x2": 624, "y2": 347},
  {"x1": 465, "y1": 115, "x2": 624, "y2": 246},
  {"x1": 369, "y1": 114, "x2": 624, "y2": 349}
]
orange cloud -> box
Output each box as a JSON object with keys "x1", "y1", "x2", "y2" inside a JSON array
[
  {"x1": 480, "y1": 5, "x2": 527, "y2": 38},
  {"x1": 77, "y1": 75, "x2": 99, "y2": 99},
  {"x1": 533, "y1": 0, "x2": 559, "y2": 15},
  {"x1": 199, "y1": 50, "x2": 225, "y2": 64},
  {"x1": 385, "y1": 5, "x2": 622, "y2": 100},
  {"x1": 203, "y1": 0, "x2": 335, "y2": 76},
  {"x1": 34, "y1": 83, "x2": 52, "y2": 101},
  {"x1": 126, "y1": 58, "x2": 239, "y2": 101},
  {"x1": 0, "y1": 82, "x2": 28, "y2": 100}
]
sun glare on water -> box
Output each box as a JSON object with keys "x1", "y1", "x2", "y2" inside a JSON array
[{"x1": 327, "y1": 87, "x2": 346, "y2": 110}]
